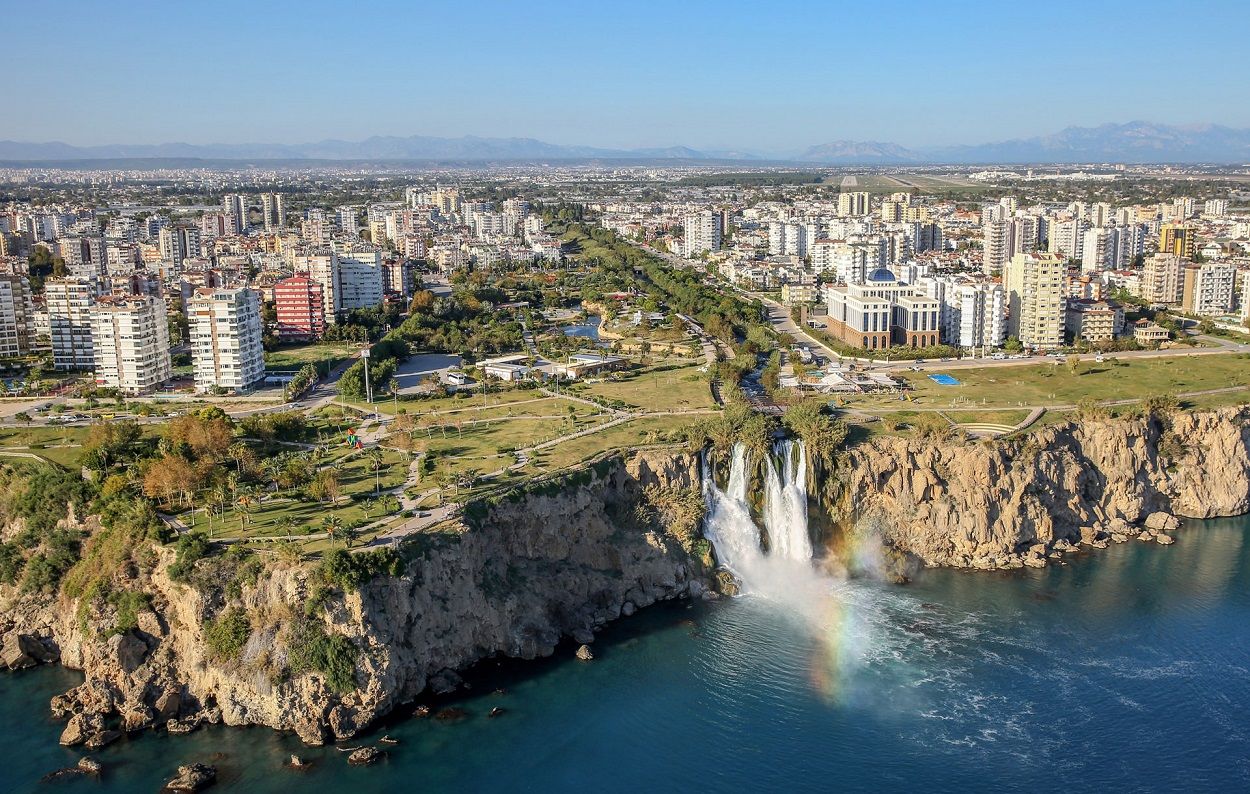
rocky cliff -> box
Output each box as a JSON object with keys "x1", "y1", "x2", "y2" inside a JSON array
[
  {"x1": 839, "y1": 407, "x2": 1250, "y2": 570},
  {"x1": 4, "y1": 408, "x2": 1250, "y2": 747},
  {"x1": 0, "y1": 450, "x2": 710, "y2": 747}
]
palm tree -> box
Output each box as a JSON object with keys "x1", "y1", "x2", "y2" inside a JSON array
[
  {"x1": 366, "y1": 448, "x2": 385, "y2": 494},
  {"x1": 322, "y1": 514, "x2": 345, "y2": 543}
]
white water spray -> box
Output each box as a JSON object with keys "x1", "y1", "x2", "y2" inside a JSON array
[
  {"x1": 763, "y1": 439, "x2": 811, "y2": 563},
  {"x1": 701, "y1": 443, "x2": 763, "y2": 576},
  {"x1": 701, "y1": 439, "x2": 818, "y2": 597}
]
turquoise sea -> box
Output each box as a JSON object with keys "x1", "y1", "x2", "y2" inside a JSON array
[{"x1": 3, "y1": 516, "x2": 1250, "y2": 793}]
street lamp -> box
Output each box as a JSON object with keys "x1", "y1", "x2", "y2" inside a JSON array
[{"x1": 361, "y1": 347, "x2": 374, "y2": 419}]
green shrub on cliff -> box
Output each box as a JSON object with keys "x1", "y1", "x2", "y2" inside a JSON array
[
  {"x1": 204, "y1": 607, "x2": 252, "y2": 662},
  {"x1": 287, "y1": 619, "x2": 358, "y2": 693},
  {"x1": 167, "y1": 532, "x2": 212, "y2": 582},
  {"x1": 318, "y1": 547, "x2": 404, "y2": 590}
]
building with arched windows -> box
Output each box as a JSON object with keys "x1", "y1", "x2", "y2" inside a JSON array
[{"x1": 821, "y1": 268, "x2": 941, "y2": 350}]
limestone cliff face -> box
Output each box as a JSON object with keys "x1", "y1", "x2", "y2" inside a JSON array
[
  {"x1": 0, "y1": 450, "x2": 709, "y2": 746},
  {"x1": 839, "y1": 407, "x2": 1250, "y2": 569}
]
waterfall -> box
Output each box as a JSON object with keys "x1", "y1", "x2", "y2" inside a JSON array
[
  {"x1": 762, "y1": 439, "x2": 812, "y2": 563},
  {"x1": 702, "y1": 438, "x2": 813, "y2": 592},
  {"x1": 701, "y1": 443, "x2": 762, "y2": 575}
]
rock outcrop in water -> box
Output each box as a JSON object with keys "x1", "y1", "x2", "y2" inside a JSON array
[
  {"x1": 841, "y1": 407, "x2": 1250, "y2": 570},
  {"x1": 0, "y1": 451, "x2": 708, "y2": 745}
]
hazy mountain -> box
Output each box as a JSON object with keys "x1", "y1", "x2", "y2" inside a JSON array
[
  {"x1": 0, "y1": 135, "x2": 756, "y2": 163},
  {"x1": 797, "y1": 140, "x2": 919, "y2": 164},
  {"x1": 3, "y1": 122, "x2": 1249, "y2": 164},
  {"x1": 923, "y1": 121, "x2": 1250, "y2": 164}
]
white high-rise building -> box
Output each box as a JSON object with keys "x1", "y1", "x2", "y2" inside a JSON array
[
  {"x1": 261, "y1": 193, "x2": 286, "y2": 232},
  {"x1": 1004, "y1": 252, "x2": 1066, "y2": 349},
  {"x1": 46, "y1": 278, "x2": 98, "y2": 370},
  {"x1": 90, "y1": 294, "x2": 171, "y2": 394},
  {"x1": 0, "y1": 275, "x2": 35, "y2": 358},
  {"x1": 982, "y1": 216, "x2": 1037, "y2": 275},
  {"x1": 302, "y1": 249, "x2": 384, "y2": 321},
  {"x1": 1080, "y1": 227, "x2": 1113, "y2": 273},
  {"x1": 158, "y1": 226, "x2": 201, "y2": 266},
  {"x1": 188, "y1": 287, "x2": 265, "y2": 393},
  {"x1": 222, "y1": 194, "x2": 248, "y2": 233},
  {"x1": 683, "y1": 211, "x2": 722, "y2": 257},
  {"x1": 949, "y1": 282, "x2": 1006, "y2": 349},
  {"x1": 336, "y1": 205, "x2": 358, "y2": 234},
  {"x1": 1239, "y1": 271, "x2": 1250, "y2": 324},
  {"x1": 1183, "y1": 262, "x2": 1237, "y2": 316},
  {"x1": 1047, "y1": 217, "x2": 1086, "y2": 259},
  {"x1": 1203, "y1": 199, "x2": 1229, "y2": 218}
]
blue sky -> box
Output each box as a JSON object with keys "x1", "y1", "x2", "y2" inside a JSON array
[{"x1": 2, "y1": 0, "x2": 1248, "y2": 153}]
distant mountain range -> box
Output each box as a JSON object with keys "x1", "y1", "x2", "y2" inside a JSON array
[
  {"x1": 0, "y1": 135, "x2": 763, "y2": 164},
  {"x1": 2, "y1": 122, "x2": 1249, "y2": 164}
]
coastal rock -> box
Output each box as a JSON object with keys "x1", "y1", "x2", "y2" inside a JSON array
[
  {"x1": 164, "y1": 762, "x2": 216, "y2": 791},
  {"x1": 575, "y1": 644, "x2": 594, "y2": 661},
  {"x1": 1145, "y1": 512, "x2": 1181, "y2": 532},
  {"x1": 1156, "y1": 533, "x2": 1176, "y2": 545},
  {"x1": 2, "y1": 634, "x2": 55, "y2": 670},
  {"x1": 83, "y1": 729, "x2": 121, "y2": 750},
  {"x1": 288, "y1": 754, "x2": 306, "y2": 768},
  {"x1": 347, "y1": 747, "x2": 381, "y2": 766},
  {"x1": 60, "y1": 713, "x2": 101, "y2": 746},
  {"x1": 78, "y1": 756, "x2": 103, "y2": 774}
]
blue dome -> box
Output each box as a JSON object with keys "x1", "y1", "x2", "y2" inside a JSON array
[{"x1": 866, "y1": 267, "x2": 897, "y2": 283}]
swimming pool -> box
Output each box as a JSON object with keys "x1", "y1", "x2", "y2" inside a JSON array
[{"x1": 928, "y1": 373, "x2": 960, "y2": 386}]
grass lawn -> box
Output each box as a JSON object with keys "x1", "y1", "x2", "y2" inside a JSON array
[
  {"x1": 529, "y1": 415, "x2": 699, "y2": 472},
  {"x1": 185, "y1": 447, "x2": 412, "y2": 540},
  {"x1": 574, "y1": 363, "x2": 716, "y2": 412},
  {"x1": 264, "y1": 342, "x2": 362, "y2": 373},
  {"x1": 851, "y1": 354, "x2": 1250, "y2": 410}
]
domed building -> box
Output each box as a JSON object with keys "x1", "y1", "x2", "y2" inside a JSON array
[{"x1": 821, "y1": 269, "x2": 941, "y2": 351}]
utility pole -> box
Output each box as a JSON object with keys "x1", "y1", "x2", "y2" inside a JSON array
[{"x1": 362, "y1": 347, "x2": 374, "y2": 420}]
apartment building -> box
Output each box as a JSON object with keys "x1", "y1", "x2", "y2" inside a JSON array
[
  {"x1": 1140, "y1": 253, "x2": 1184, "y2": 304},
  {"x1": 273, "y1": 275, "x2": 326, "y2": 342},
  {"x1": 222, "y1": 194, "x2": 248, "y2": 233},
  {"x1": 158, "y1": 225, "x2": 202, "y2": 266},
  {"x1": 46, "y1": 278, "x2": 98, "y2": 370},
  {"x1": 261, "y1": 193, "x2": 286, "y2": 232},
  {"x1": 928, "y1": 280, "x2": 1005, "y2": 350},
  {"x1": 1158, "y1": 224, "x2": 1195, "y2": 259},
  {"x1": 982, "y1": 215, "x2": 1037, "y2": 275},
  {"x1": 1065, "y1": 299, "x2": 1125, "y2": 343},
  {"x1": 0, "y1": 274, "x2": 34, "y2": 357},
  {"x1": 837, "y1": 191, "x2": 869, "y2": 217},
  {"x1": 1181, "y1": 262, "x2": 1238, "y2": 316},
  {"x1": 683, "y1": 211, "x2": 722, "y2": 257},
  {"x1": 90, "y1": 294, "x2": 171, "y2": 393},
  {"x1": 188, "y1": 287, "x2": 265, "y2": 393},
  {"x1": 1004, "y1": 252, "x2": 1066, "y2": 350},
  {"x1": 57, "y1": 235, "x2": 107, "y2": 280}
]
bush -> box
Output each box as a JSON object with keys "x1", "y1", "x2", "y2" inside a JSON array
[
  {"x1": 318, "y1": 548, "x2": 404, "y2": 590},
  {"x1": 168, "y1": 532, "x2": 212, "y2": 582},
  {"x1": 287, "y1": 619, "x2": 358, "y2": 693},
  {"x1": 203, "y1": 607, "x2": 251, "y2": 662}
]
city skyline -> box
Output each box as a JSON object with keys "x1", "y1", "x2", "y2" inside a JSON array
[{"x1": 3, "y1": 0, "x2": 1249, "y2": 153}]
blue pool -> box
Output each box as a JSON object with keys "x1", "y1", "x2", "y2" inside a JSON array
[{"x1": 929, "y1": 374, "x2": 961, "y2": 386}]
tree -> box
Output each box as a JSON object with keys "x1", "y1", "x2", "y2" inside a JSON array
[
  {"x1": 322, "y1": 515, "x2": 345, "y2": 543},
  {"x1": 366, "y1": 448, "x2": 385, "y2": 494},
  {"x1": 1066, "y1": 354, "x2": 1082, "y2": 376}
]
